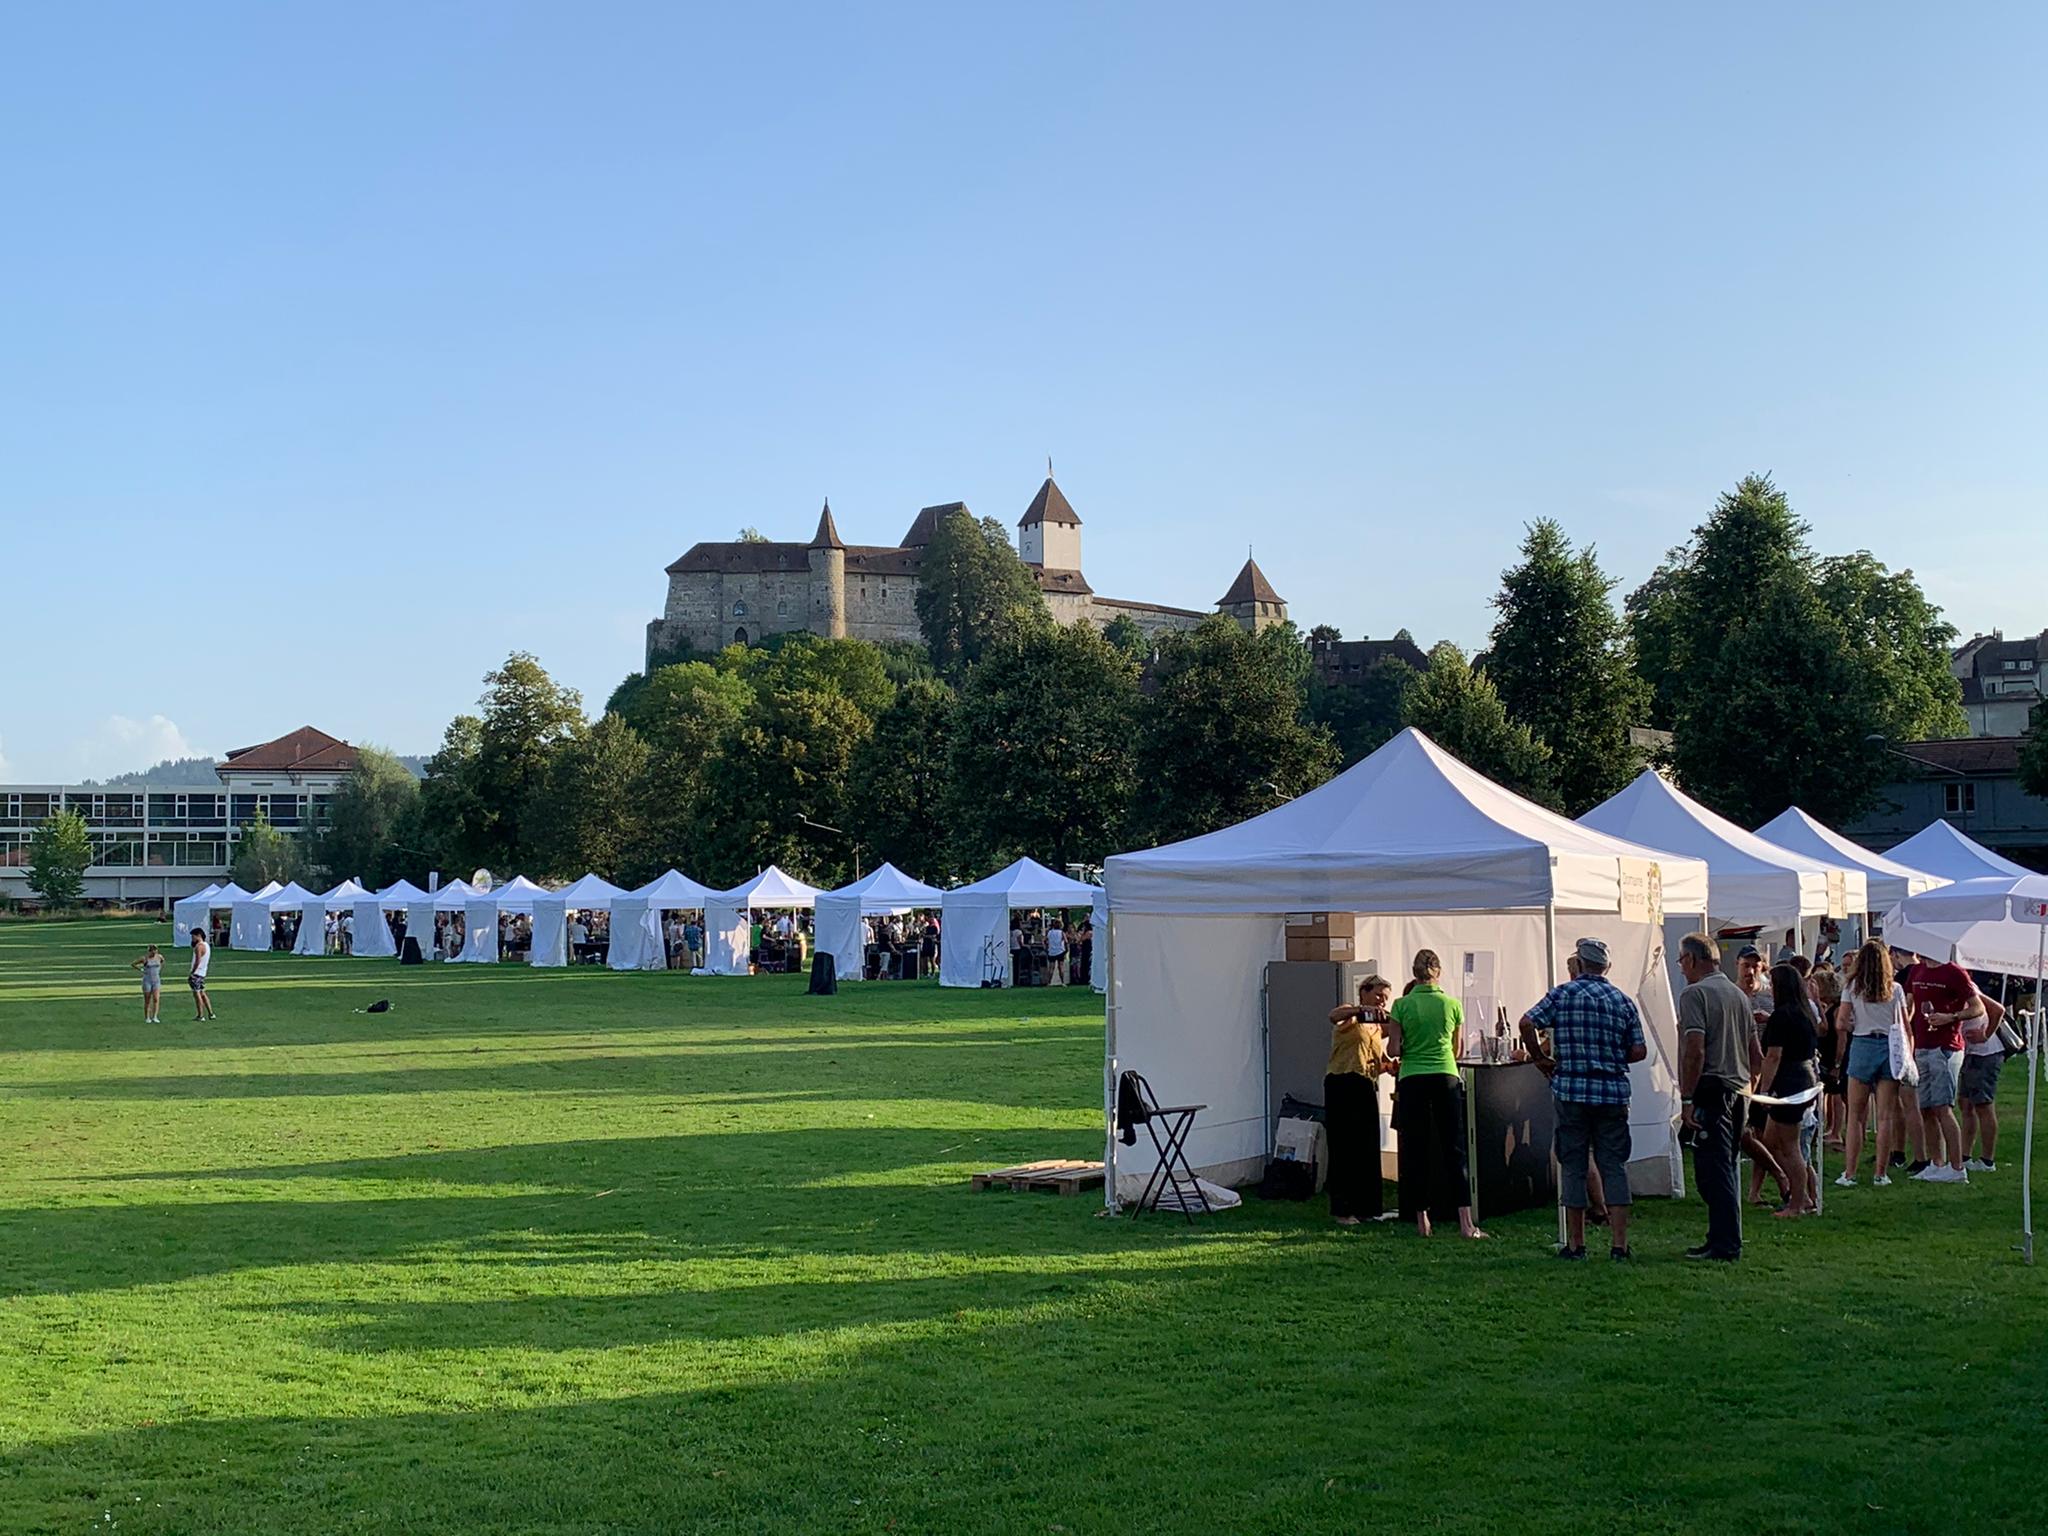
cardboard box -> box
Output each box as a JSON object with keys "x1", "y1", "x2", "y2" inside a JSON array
[{"x1": 1285, "y1": 934, "x2": 1355, "y2": 962}]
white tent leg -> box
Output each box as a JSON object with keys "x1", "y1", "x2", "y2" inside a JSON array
[
  {"x1": 2025, "y1": 927, "x2": 2043, "y2": 1266},
  {"x1": 1103, "y1": 909, "x2": 1120, "y2": 1214},
  {"x1": 1545, "y1": 902, "x2": 1566, "y2": 1249}
]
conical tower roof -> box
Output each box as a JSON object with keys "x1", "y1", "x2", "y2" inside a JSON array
[
  {"x1": 1019, "y1": 476, "x2": 1081, "y2": 528},
  {"x1": 1218, "y1": 556, "x2": 1283, "y2": 607},
  {"x1": 808, "y1": 499, "x2": 845, "y2": 550}
]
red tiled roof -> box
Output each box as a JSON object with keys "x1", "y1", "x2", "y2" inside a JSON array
[
  {"x1": 665, "y1": 542, "x2": 813, "y2": 575},
  {"x1": 1032, "y1": 566, "x2": 1094, "y2": 596},
  {"x1": 1019, "y1": 477, "x2": 1081, "y2": 528},
  {"x1": 219, "y1": 727, "x2": 356, "y2": 776},
  {"x1": 1891, "y1": 737, "x2": 2023, "y2": 775},
  {"x1": 900, "y1": 502, "x2": 967, "y2": 547},
  {"x1": 1218, "y1": 557, "x2": 1284, "y2": 607}
]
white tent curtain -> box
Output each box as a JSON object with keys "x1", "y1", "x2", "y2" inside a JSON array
[
  {"x1": 292, "y1": 899, "x2": 329, "y2": 956},
  {"x1": 606, "y1": 896, "x2": 667, "y2": 971},
  {"x1": 705, "y1": 900, "x2": 752, "y2": 975},
  {"x1": 351, "y1": 897, "x2": 396, "y2": 958},
  {"x1": 230, "y1": 899, "x2": 272, "y2": 950},
  {"x1": 458, "y1": 897, "x2": 500, "y2": 962},
  {"x1": 172, "y1": 884, "x2": 221, "y2": 945},
  {"x1": 404, "y1": 900, "x2": 436, "y2": 959},
  {"x1": 1092, "y1": 888, "x2": 1109, "y2": 994},
  {"x1": 530, "y1": 895, "x2": 569, "y2": 968}
]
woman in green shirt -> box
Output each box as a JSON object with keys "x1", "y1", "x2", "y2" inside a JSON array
[{"x1": 1386, "y1": 949, "x2": 1487, "y2": 1239}]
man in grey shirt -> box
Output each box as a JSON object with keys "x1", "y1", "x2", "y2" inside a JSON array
[{"x1": 1677, "y1": 933, "x2": 1760, "y2": 1261}]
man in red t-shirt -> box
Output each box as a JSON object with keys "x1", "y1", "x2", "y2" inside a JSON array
[{"x1": 1897, "y1": 952, "x2": 1985, "y2": 1182}]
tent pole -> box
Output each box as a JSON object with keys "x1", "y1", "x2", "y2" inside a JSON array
[
  {"x1": 1546, "y1": 900, "x2": 1564, "y2": 1250},
  {"x1": 1104, "y1": 908, "x2": 1120, "y2": 1215},
  {"x1": 2025, "y1": 921, "x2": 2043, "y2": 1266}
]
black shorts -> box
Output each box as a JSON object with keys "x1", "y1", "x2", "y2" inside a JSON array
[
  {"x1": 1746, "y1": 1101, "x2": 1769, "y2": 1134},
  {"x1": 188, "y1": 973, "x2": 208, "y2": 992},
  {"x1": 1766, "y1": 1102, "x2": 1806, "y2": 1126}
]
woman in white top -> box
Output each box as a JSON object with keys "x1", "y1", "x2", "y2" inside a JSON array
[{"x1": 1836, "y1": 940, "x2": 1909, "y2": 1186}]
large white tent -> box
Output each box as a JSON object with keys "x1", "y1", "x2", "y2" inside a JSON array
[
  {"x1": 1755, "y1": 806, "x2": 1947, "y2": 912},
  {"x1": 1580, "y1": 769, "x2": 1868, "y2": 932},
  {"x1": 291, "y1": 880, "x2": 370, "y2": 956},
  {"x1": 449, "y1": 876, "x2": 554, "y2": 963},
  {"x1": 171, "y1": 882, "x2": 223, "y2": 944},
  {"x1": 1887, "y1": 874, "x2": 2048, "y2": 1264},
  {"x1": 1885, "y1": 819, "x2": 2032, "y2": 884},
  {"x1": 431, "y1": 878, "x2": 476, "y2": 911},
  {"x1": 815, "y1": 864, "x2": 944, "y2": 982},
  {"x1": 939, "y1": 858, "x2": 1098, "y2": 988},
  {"x1": 232, "y1": 881, "x2": 314, "y2": 953},
  {"x1": 607, "y1": 870, "x2": 715, "y2": 972},
  {"x1": 705, "y1": 867, "x2": 819, "y2": 975},
  {"x1": 376, "y1": 879, "x2": 431, "y2": 909},
  {"x1": 555, "y1": 873, "x2": 625, "y2": 909},
  {"x1": 1102, "y1": 728, "x2": 1710, "y2": 1201}
]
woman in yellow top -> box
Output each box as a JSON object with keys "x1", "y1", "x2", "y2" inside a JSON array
[
  {"x1": 1325, "y1": 975, "x2": 1395, "y2": 1225},
  {"x1": 1385, "y1": 949, "x2": 1487, "y2": 1239}
]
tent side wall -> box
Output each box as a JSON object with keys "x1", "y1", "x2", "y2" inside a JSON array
[
  {"x1": 531, "y1": 896, "x2": 568, "y2": 967},
  {"x1": 814, "y1": 892, "x2": 866, "y2": 983},
  {"x1": 352, "y1": 898, "x2": 397, "y2": 958},
  {"x1": 459, "y1": 898, "x2": 500, "y2": 963},
  {"x1": 939, "y1": 893, "x2": 1012, "y2": 987},
  {"x1": 230, "y1": 900, "x2": 270, "y2": 950},
  {"x1": 292, "y1": 901, "x2": 328, "y2": 956},
  {"x1": 405, "y1": 901, "x2": 437, "y2": 958},
  {"x1": 705, "y1": 900, "x2": 750, "y2": 975}
]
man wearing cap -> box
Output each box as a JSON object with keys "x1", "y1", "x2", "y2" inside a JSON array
[{"x1": 1519, "y1": 937, "x2": 1648, "y2": 1261}]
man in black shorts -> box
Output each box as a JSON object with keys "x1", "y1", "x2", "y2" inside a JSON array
[{"x1": 189, "y1": 925, "x2": 218, "y2": 1021}]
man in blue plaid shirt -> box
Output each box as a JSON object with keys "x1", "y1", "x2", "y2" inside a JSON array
[{"x1": 1518, "y1": 937, "x2": 1648, "y2": 1262}]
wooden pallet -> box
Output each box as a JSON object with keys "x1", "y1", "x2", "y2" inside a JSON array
[{"x1": 972, "y1": 1159, "x2": 1105, "y2": 1196}]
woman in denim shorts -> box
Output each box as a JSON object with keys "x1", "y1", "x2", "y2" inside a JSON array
[{"x1": 1837, "y1": 941, "x2": 1908, "y2": 1186}]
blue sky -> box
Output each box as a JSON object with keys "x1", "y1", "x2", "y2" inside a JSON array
[{"x1": 4, "y1": 3, "x2": 2043, "y2": 781}]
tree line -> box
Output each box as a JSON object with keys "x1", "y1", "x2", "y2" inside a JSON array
[{"x1": 20, "y1": 478, "x2": 1987, "y2": 908}]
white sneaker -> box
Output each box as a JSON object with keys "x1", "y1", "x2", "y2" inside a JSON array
[
  {"x1": 1927, "y1": 1166, "x2": 1969, "y2": 1184},
  {"x1": 1872, "y1": 1174, "x2": 1892, "y2": 1187},
  {"x1": 1965, "y1": 1158, "x2": 1995, "y2": 1173},
  {"x1": 1833, "y1": 1173, "x2": 1857, "y2": 1187},
  {"x1": 1911, "y1": 1164, "x2": 1939, "y2": 1181}
]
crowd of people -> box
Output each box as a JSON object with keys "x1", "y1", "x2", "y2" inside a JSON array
[
  {"x1": 1319, "y1": 930, "x2": 2028, "y2": 1261},
  {"x1": 1006, "y1": 909, "x2": 1092, "y2": 987}
]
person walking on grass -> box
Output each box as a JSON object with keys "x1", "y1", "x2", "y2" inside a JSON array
[
  {"x1": 187, "y1": 925, "x2": 217, "y2": 1021},
  {"x1": 130, "y1": 943, "x2": 163, "y2": 1024},
  {"x1": 1960, "y1": 994, "x2": 2009, "y2": 1172},
  {"x1": 1900, "y1": 948, "x2": 1984, "y2": 1184},
  {"x1": 1734, "y1": 944, "x2": 1794, "y2": 1210},
  {"x1": 1677, "y1": 933, "x2": 1754, "y2": 1261},
  {"x1": 1836, "y1": 941, "x2": 1909, "y2": 1187},
  {"x1": 1756, "y1": 963, "x2": 1820, "y2": 1217},
  {"x1": 1518, "y1": 936, "x2": 1647, "y2": 1262}
]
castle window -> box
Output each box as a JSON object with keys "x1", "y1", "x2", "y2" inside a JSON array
[
  {"x1": 777, "y1": 597, "x2": 788, "y2": 618},
  {"x1": 733, "y1": 599, "x2": 748, "y2": 618}
]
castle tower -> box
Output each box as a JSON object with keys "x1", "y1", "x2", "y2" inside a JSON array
[
  {"x1": 807, "y1": 499, "x2": 847, "y2": 639},
  {"x1": 1018, "y1": 471, "x2": 1082, "y2": 571},
  {"x1": 1218, "y1": 556, "x2": 1286, "y2": 633}
]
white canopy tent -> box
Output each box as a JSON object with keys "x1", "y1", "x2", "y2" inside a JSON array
[
  {"x1": 555, "y1": 873, "x2": 626, "y2": 909},
  {"x1": 376, "y1": 879, "x2": 432, "y2": 909},
  {"x1": 351, "y1": 896, "x2": 398, "y2": 958},
  {"x1": 290, "y1": 880, "x2": 370, "y2": 956},
  {"x1": 1580, "y1": 770, "x2": 1868, "y2": 934},
  {"x1": 249, "y1": 880, "x2": 283, "y2": 901},
  {"x1": 171, "y1": 883, "x2": 223, "y2": 945},
  {"x1": 1103, "y1": 728, "x2": 1710, "y2": 1202},
  {"x1": 1886, "y1": 875, "x2": 2048, "y2": 1264},
  {"x1": 705, "y1": 867, "x2": 820, "y2": 976},
  {"x1": 235, "y1": 881, "x2": 313, "y2": 953},
  {"x1": 608, "y1": 870, "x2": 715, "y2": 972},
  {"x1": 540, "y1": 873, "x2": 627, "y2": 969},
  {"x1": 939, "y1": 858, "x2": 1099, "y2": 988},
  {"x1": 1885, "y1": 819, "x2": 2032, "y2": 884},
  {"x1": 1755, "y1": 806, "x2": 1947, "y2": 913},
  {"x1": 815, "y1": 864, "x2": 945, "y2": 982},
  {"x1": 431, "y1": 878, "x2": 476, "y2": 911}
]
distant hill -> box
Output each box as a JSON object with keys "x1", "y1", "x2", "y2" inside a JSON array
[{"x1": 82, "y1": 752, "x2": 428, "y2": 787}]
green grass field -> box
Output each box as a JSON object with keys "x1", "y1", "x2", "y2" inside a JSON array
[{"x1": 3, "y1": 917, "x2": 2045, "y2": 1534}]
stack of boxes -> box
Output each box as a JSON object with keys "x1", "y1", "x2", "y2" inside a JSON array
[{"x1": 1283, "y1": 912, "x2": 1358, "y2": 963}]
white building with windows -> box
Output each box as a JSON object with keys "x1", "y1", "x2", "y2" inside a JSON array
[{"x1": 0, "y1": 727, "x2": 358, "y2": 906}]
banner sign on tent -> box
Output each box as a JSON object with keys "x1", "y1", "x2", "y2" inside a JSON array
[
  {"x1": 1827, "y1": 871, "x2": 1847, "y2": 920},
  {"x1": 1618, "y1": 859, "x2": 1664, "y2": 928}
]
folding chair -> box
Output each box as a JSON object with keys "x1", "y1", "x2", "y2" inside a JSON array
[{"x1": 1117, "y1": 1070, "x2": 1210, "y2": 1222}]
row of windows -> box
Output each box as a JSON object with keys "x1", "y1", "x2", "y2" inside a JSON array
[
  {"x1": 730, "y1": 585, "x2": 906, "y2": 621},
  {"x1": 0, "y1": 832, "x2": 232, "y2": 869},
  {"x1": 0, "y1": 792, "x2": 327, "y2": 829}
]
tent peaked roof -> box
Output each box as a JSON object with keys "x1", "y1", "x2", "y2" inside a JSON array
[
  {"x1": 248, "y1": 880, "x2": 283, "y2": 900},
  {"x1": 822, "y1": 862, "x2": 943, "y2": 907},
  {"x1": 322, "y1": 878, "x2": 368, "y2": 903},
  {"x1": 1884, "y1": 818, "x2": 2032, "y2": 883},
  {"x1": 373, "y1": 878, "x2": 431, "y2": 906},
  {"x1": 432, "y1": 878, "x2": 476, "y2": 909},
  {"x1": 632, "y1": 869, "x2": 715, "y2": 906},
  {"x1": 556, "y1": 872, "x2": 627, "y2": 907},
  {"x1": 264, "y1": 881, "x2": 322, "y2": 907},
  {"x1": 953, "y1": 856, "x2": 1097, "y2": 903},
  {"x1": 207, "y1": 882, "x2": 253, "y2": 905},
  {"x1": 181, "y1": 882, "x2": 223, "y2": 904},
  {"x1": 716, "y1": 865, "x2": 821, "y2": 907},
  {"x1": 1755, "y1": 806, "x2": 1946, "y2": 909},
  {"x1": 1218, "y1": 556, "x2": 1283, "y2": 607},
  {"x1": 1108, "y1": 728, "x2": 1707, "y2": 916},
  {"x1": 1580, "y1": 769, "x2": 1865, "y2": 925}
]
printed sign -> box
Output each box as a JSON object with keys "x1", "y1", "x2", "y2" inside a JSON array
[
  {"x1": 1826, "y1": 871, "x2": 1847, "y2": 921},
  {"x1": 1618, "y1": 858, "x2": 1665, "y2": 927}
]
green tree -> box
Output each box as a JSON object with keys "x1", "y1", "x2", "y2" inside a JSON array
[
  {"x1": 1129, "y1": 616, "x2": 1338, "y2": 846},
  {"x1": 696, "y1": 689, "x2": 874, "y2": 886},
  {"x1": 416, "y1": 714, "x2": 490, "y2": 876},
  {"x1": 847, "y1": 679, "x2": 961, "y2": 881},
  {"x1": 1102, "y1": 613, "x2": 1151, "y2": 662},
  {"x1": 947, "y1": 623, "x2": 1140, "y2": 871},
  {"x1": 469, "y1": 653, "x2": 587, "y2": 869},
  {"x1": 914, "y1": 510, "x2": 1048, "y2": 682},
  {"x1": 1481, "y1": 520, "x2": 1650, "y2": 814},
  {"x1": 319, "y1": 745, "x2": 420, "y2": 887},
  {"x1": 524, "y1": 713, "x2": 651, "y2": 880},
  {"x1": 1401, "y1": 642, "x2": 1558, "y2": 807},
  {"x1": 2021, "y1": 702, "x2": 2048, "y2": 802},
  {"x1": 1306, "y1": 623, "x2": 1342, "y2": 645},
  {"x1": 1307, "y1": 654, "x2": 1418, "y2": 767},
  {"x1": 27, "y1": 811, "x2": 92, "y2": 908},
  {"x1": 625, "y1": 661, "x2": 762, "y2": 877},
  {"x1": 750, "y1": 634, "x2": 896, "y2": 718},
  {"x1": 231, "y1": 811, "x2": 311, "y2": 890},
  {"x1": 1627, "y1": 476, "x2": 1965, "y2": 824}
]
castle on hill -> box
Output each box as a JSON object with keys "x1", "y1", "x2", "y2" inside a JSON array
[{"x1": 646, "y1": 473, "x2": 1287, "y2": 665}]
